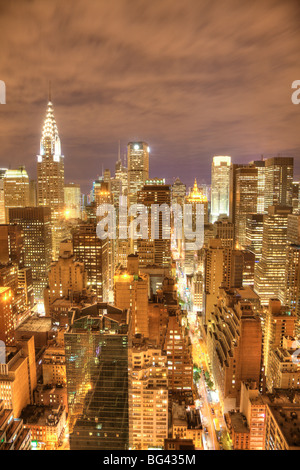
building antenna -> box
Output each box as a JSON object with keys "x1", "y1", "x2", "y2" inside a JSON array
[
  {"x1": 49, "y1": 81, "x2": 52, "y2": 102},
  {"x1": 118, "y1": 140, "x2": 121, "y2": 162}
]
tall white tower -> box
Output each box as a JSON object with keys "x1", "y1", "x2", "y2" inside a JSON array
[{"x1": 211, "y1": 156, "x2": 231, "y2": 223}]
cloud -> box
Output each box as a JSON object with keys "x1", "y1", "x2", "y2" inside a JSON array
[{"x1": 0, "y1": 0, "x2": 300, "y2": 191}]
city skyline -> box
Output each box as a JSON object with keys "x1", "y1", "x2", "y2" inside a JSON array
[
  {"x1": 0, "y1": 0, "x2": 300, "y2": 192},
  {"x1": 2, "y1": 0, "x2": 300, "y2": 454}
]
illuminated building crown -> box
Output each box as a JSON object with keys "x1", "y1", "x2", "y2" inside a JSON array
[
  {"x1": 187, "y1": 178, "x2": 208, "y2": 202},
  {"x1": 39, "y1": 101, "x2": 61, "y2": 158}
]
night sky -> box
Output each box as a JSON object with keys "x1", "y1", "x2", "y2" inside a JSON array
[{"x1": 0, "y1": 0, "x2": 300, "y2": 193}]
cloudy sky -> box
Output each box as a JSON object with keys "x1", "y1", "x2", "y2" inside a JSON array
[{"x1": 0, "y1": 0, "x2": 300, "y2": 192}]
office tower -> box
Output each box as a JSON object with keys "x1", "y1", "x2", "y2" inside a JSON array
[
  {"x1": 229, "y1": 163, "x2": 245, "y2": 225},
  {"x1": 264, "y1": 157, "x2": 294, "y2": 210},
  {"x1": 137, "y1": 180, "x2": 172, "y2": 269},
  {"x1": 64, "y1": 183, "x2": 81, "y2": 219},
  {"x1": 250, "y1": 160, "x2": 266, "y2": 213},
  {"x1": 127, "y1": 142, "x2": 149, "y2": 205},
  {"x1": 18, "y1": 268, "x2": 34, "y2": 310},
  {"x1": 42, "y1": 344, "x2": 66, "y2": 386},
  {"x1": 0, "y1": 400, "x2": 31, "y2": 450},
  {"x1": 235, "y1": 166, "x2": 258, "y2": 247},
  {"x1": 280, "y1": 244, "x2": 300, "y2": 311},
  {"x1": 37, "y1": 99, "x2": 65, "y2": 259},
  {"x1": 254, "y1": 206, "x2": 292, "y2": 305},
  {"x1": 44, "y1": 241, "x2": 88, "y2": 315},
  {"x1": 171, "y1": 178, "x2": 186, "y2": 206},
  {"x1": 0, "y1": 338, "x2": 36, "y2": 418},
  {"x1": 241, "y1": 249, "x2": 255, "y2": 286},
  {"x1": 3, "y1": 167, "x2": 30, "y2": 222},
  {"x1": 211, "y1": 156, "x2": 231, "y2": 223},
  {"x1": 0, "y1": 263, "x2": 31, "y2": 329},
  {"x1": 73, "y1": 222, "x2": 110, "y2": 302},
  {"x1": 115, "y1": 156, "x2": 128, "y2": 197},
  {"x1": 246, "y1": 213, "x2": 264, "y2": 262},
  {"x1": 162, "y1": 313, "x2": 193, "y2": 395},
  {"x1": 130, "y1": 339, "x2": 168, "y2": 450},
  {"x1": 207, "y1": 288, "x2": 262, "y2": 411},
  {"x1": 65, "y1": 304, "x2": 130, "y2": 450},
  {"x1": 0, "y1": 224, "x2": 24, "y2": 267},
  {"x1": 0, "y1": 287, "x2": 14, "y2": 346},
  {"x1": 9, "y1": 207, "x2": 52, "y2": 300},
  {"x1": 287, "y1": 213, "x2": 300, "y2": 244},
  {"x1": 182, "y1": 179, "x2": 206, "y2": 274},
  {"x1": 29, "y1": 180, "x2": 37, "y2": 207},
  {"x1": 212, "y1": 217, "x2": 234, "y2": 249},
  {"x1": 204, "y1": 239, "x2": 225, "y2": 323},
  {"x1": 114, "y1": 255, "x2": 149, "y2": 338},
  {"x1": 267, "y1": 341, "x2": 300, "y2": 392},
  {"x1": 263, "y1": 299, "x2": 296, "y2": 379},
  {"x1": 0, "y1": 169, "x2": 7, "y2": 224},
  {"x1": 94, "y1": 180, "x2": 113, "y2": 207},
  {"x1": 234, "y1": 382, "x2": 300, "y2": 450},
  {"x1": 292, "y1": 181, "x2": 300, "y2": 211}
]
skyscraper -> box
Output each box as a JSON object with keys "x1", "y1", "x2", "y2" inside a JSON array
[
  {"x1": 264, "y1": 157, "x2": 294, "y2": 210},
  {"x1": 211, "y1": 156, "x2": 231, "y2": 223},
  {"x1": 137, "y1": 179, "x2": 172, "y2": 269},
  {"x1": 127, "y1": 142, "x2": 149, "y2": 205},
  {"x1": 0, "y1": 169, "x2": 7, "y2": 224},
  {"x1": 234, "y1": 166, "x2": 258, "y2": 248},
  {"x1": 9, "y1": 207, "x2": 52, "y2": 300},
  {"x1": 3, "y1": 167, "x2": 30, "y2": 223},
  {"x1": 65, "y1": 304, "x2": 130, "y2": 450},
  {"x1": 64, "y1": 183, "x2": 81, "y2": 219},
  {"x1": 37, "y1": 99, "x2": 65, "y2": 259},
  {"x1": 254, "y1": 206, "x2": 293, "y2": 305}
]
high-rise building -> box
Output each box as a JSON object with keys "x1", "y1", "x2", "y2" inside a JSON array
[
  {"x1": 171, "y1": 178, "x2": 186, "y2": 206},
  {"x1": 114, "y1": 255, "x2": 149, "y2": 338},
  {"x1": 115, "y1": 155, "x2": 128, "y2": 197},
  {"x1": 0, "y1": 287, "x2": 14, "y2": 346},
  {"x1": 9, "y1": 207, "x2": 52, "y2": 300},
  {"x1": 246, "y1": 213, "x2": 264, "y2": 262},
  {"x1": 254, "y1": 206, "x2": 292, "y2": 305},
  {"x1": 250, "y1": 160, "x2": 266, "y2": 213},
  {"x1": 44, "y1": 240, "x2": 88, "y2": 315},
  {"x1": 130, "y1": 339, "x2": 168, "y2": 450},
  {"x1": 137, "y1": 180, "x2": 172, "y2": 269},
  {"x1": 211, "y1": 156, "x2": 231, "y2": 223},
  {"x1": 234, "y1": 166, "x2": 258, "y2": 247},
  {"x1": 127, "y1": 142, "x2": 149, "y2": 205},
  {"x1": 37, "y1": 99, "x2": 65, "y2": 259},
  {"x1": 0, "y1": 338, "x2": 37, "y2": 418},
  {"x1": 263, "y1": 299, "x2": 296, "y2": 380},
  {"x1": 3, "y1": 167, "x2": 30, "y2": 223},
  {"x1": 264, "y1": 157, "x2": 294, "y2": 210},
  {"x1": 0, "y1": 169, "x2": 7, "y2": 224},
  {"x1": 213, "y1": 217, "x2": 234, "y2": 249},
  {"x1": 207, "y1": 288, "x2": 262, "y2": 411},
  {"x1": 73, "y1": 222, "x2": 110, "y2": 302},
  {"x1": 64, "y1": 183, "x2": 81, "y2": 219},
  {"x1": 162, "y1": 313, "x2": 193, "y2": 395},
  {"x1": 65, "y1": 304, "x2": 131, "y2": 450},
  {"x1": 0, "y1": 224, "x2": 24, "y2": 267},
  {"x1": 0, "y1": 400, "x2": 31, "y2": 450}
]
